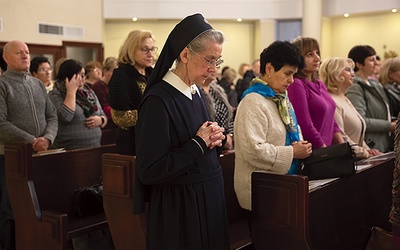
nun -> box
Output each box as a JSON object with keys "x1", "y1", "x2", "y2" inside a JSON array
[{"x1": 133, "y1": 13, "x2": 230, "y2": 249}]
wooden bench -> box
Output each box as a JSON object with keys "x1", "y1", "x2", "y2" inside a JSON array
[
  {"x1": 102, "y1": 151, "x2": 252, "y2": 250},
  {"x1": 219, "y1": 150, "x2": 253, "y2": 249},
  {"x1": 251, "y1": 156, "x2": 395, "y2": 250},
  {"x1": 251, "y1": 172, "x2": 311, "y2": 250},
  {"x1": 102, "y1": 153, "x2": 146, "y2": 250},
  {"x1": 4, "y1": 142, "x2": 116, "y2": 250}
]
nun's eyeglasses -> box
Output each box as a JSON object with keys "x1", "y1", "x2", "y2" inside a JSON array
[{"x1": 188, "y1": 47, "x2": 224, "y2": 69}]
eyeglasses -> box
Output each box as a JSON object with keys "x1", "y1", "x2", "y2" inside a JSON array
[
  {"x1": 344, "y1": 67, "x2": 354, "y2": 74},
  {"x1": 37, "y1": 68, "x2": 52, "y2": 73},
  {"x1": 140, "y1": 47, "x2": 158, "y2": 54},
  {"x1": 188, "y1": 47, "x2": 224, "y2": 69}
]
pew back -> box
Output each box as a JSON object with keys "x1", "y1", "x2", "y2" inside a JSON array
[
  {"x1": 251, "y1": 172, "x2": 311, "y2": 250},
  {"x1": 220, "y1": 151, "x2": 252, "y2": 249},
  {"x1": 5, "y1": 142, "x2": 116, "y2": 250},
  {"x1": 101, "y1": 151, "x2": 252, "y2": 250},
  {"x1": 102, "y1": 153, "x2": 146, "y2": 250}
]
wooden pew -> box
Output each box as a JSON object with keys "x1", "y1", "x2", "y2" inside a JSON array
[
  {"x1": 251, "y1": 172, "x2": 311, "y2": 250},
  {"x1": 102, "y1": 153, "x2": 146, "y2": 250},
  {"x1": 101, "y1": 151, "x2": 252, "y2": 250},
  {"x1": 251, "y1": 156, "x2": 395, "y2": 250},
  {"x1": 220, "y1": 151, "x2": 253, "y2": 249},
  {"x1": 4, "y1": 142, "x2": 116, "y2": 250}
]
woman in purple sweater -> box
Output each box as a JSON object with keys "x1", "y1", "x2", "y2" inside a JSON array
[{"x1": 287, "y1": 37, "x2": 344, "y2": 149}]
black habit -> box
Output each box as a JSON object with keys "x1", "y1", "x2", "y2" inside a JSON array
[{"x1": 135, "y1": 80, "x2": 230, "y2": 249}]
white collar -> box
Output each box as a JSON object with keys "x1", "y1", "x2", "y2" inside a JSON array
[{"x1": 162, "y1": 70, "x2": 201, "y2": 100}]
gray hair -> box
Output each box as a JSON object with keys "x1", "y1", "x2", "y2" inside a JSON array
[{"x1": 187, "y1": 29, "x2": 224, "y2": 53}]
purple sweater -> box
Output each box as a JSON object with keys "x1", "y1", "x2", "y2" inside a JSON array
[{"x1": 287, "y1": 77, "x2": 340, "y2": 149}]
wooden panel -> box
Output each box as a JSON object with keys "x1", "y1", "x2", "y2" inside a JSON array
[
  {"x1": 103, "y1": 158, "x2": 132, "y2": 198},
  {"x1": 308, "y1": 158, "x2": 394, "y2": 250},
  {"x1": 252, "y1": 172, "x2": 311, "y2": 250},
  {"x1": 5, "y1": 142, "x2": 116, "y2": 250},
  {"x1": 219, "y1": 151, "x2": 253, "y2": 249},
  {"x1": 102, "y1": 153, "x2": 146, "y2": 250}
]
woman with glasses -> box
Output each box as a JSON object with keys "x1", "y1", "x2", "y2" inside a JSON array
[
  {"x1": 319, "y1": 57, "x2": 381, "y2": 159},
  {"x1": 287, "y1": 37, "x2": 344, "y2": 149},
  {"x1": 108, "y1": 30, "x2": 156, "y2": 155},
  {"x1": 134, "y1": 14, "x2": 229, "y2": 249},
  {"x1": 49, "y1": 59, "x2": 107, "y2": 150},
  {"x1": 30, "y1": 56, "x2": 54, "y2": 93}
]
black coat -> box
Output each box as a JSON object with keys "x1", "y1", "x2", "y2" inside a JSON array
[
  {"x1": 236, "y1": 70, "x2": 257, "y2": 102},
  {"x1": 108, "y1": 63, "x2": 152, "y2": 155}
]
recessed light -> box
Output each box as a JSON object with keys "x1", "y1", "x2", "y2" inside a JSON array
[
  {"x1": 132, "y1": 17, "x2": 138, "y2": 22},
  {"x1": 344, "y1": 13, "x2": 350, "y2": 18},
  {"x1": 392, "y1": 9, "x2": 398, "y2": 13},
  {"x1": 237, "y1": 18, "x2": 243, "y2": 22}
]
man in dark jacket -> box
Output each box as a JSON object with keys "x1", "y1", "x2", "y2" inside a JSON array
[{"x1": 236, "y1": 59, "x2": 261, "y2": 102}]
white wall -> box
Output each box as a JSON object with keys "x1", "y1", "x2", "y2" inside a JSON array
[
  {"x1": 321, "y1": 11, "x2": 400, "y2": 60},
  {"x1": 104, "y1": 19, "x2": 256, "y2": 79},
  {"x1": 0, "y1": 0, "x2": 103, "y2": 45},
  {"x1": 1, "y1": 0, "x2": 399, "y2": 71}
]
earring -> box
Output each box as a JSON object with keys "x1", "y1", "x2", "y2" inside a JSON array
[{"x1": 268, "y1": 75, "x2": 271, "y2": 78}]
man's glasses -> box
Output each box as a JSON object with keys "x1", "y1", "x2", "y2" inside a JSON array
[
  {"x1": 140, "y1": 47, "x2": 158, "y2": 54},
  {"x1": 188, "y1": 47, "x2": 224, "y2": 69}
]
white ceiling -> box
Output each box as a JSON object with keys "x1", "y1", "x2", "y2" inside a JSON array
[{"x1": 103, "y1": 0, "x2": 399, "y2": 20}]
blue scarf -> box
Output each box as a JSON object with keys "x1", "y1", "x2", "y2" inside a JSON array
[{"x1": 242, "y1": 78, "x2": 300, "y2": 174}]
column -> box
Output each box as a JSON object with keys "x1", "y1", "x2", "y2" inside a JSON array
[{"x1": 302, "y1": 0, "x2": 322, "y2": 42}]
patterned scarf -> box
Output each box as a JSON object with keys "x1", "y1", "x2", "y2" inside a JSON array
[
  {"x1": 55, "y1": 80, "x2": 98, "y2": 118},
  {"x1": 242, "y1": 78, "x2": 300, "y2": 174}
]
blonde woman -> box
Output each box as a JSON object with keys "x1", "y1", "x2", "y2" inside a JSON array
[
  {"x1": 319, "y1": 57, "x2": 381, "y2": 158},
  {"x1": 108, "y1": 30, "x2": 156, "y2": 155},
  {"x1": 379, "y1": 57, "x2": 400, "y2": 118}
]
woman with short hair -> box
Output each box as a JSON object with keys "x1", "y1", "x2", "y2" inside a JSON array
[{"x1": 346, "y1": 45, "x2": 395, "y2": 152}]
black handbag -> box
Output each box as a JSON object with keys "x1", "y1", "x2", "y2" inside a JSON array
[
  {"x1": 302, "y1": 142, "x2": 356, "y2": 180},
  {"x1": 71, "y1": 181, "x2": 104, "y2": 218}
]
